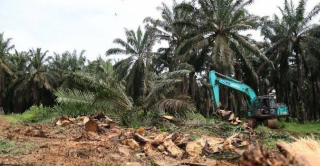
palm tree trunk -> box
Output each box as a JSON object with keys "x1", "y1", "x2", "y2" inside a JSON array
[
  {"x1": 0, "y1": 69, "x2": 4, "y2": 108},
  {"x1": 295, "y1": 50, "x2": 303, "y2": 102},
  {"x1": 32, "y1": 82, "x2": 39, "y2": 105},
  {"x1": 292, "y1": 88, "x2": 298, "y2": 118},
  {"x1": 206, "y1": 90, "x2": 211, "y2": 117},
  {"x1": 312, "y1": 80, "x2": 317, "y2": 120},
  {"x1": 316, "y1": 78, "x2": 320, "y2": 120},
  {"x1": 188, "y1": 71, "x2": 195, "y2": 100}
]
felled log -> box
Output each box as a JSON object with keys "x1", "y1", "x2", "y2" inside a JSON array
[
  {"x1": 185, "y1": 138, "x2": 206, "y2": 157},
  {"x1": 93, "y1": 111, "x2": 106, "y2": 121},
  {"x1": 122, "y1": 139, "x2": 140, "y2": 150},
  {"x1": 240, "y1": 144, "x2": 300, "y2": 166},
  {"x1": 162, "y1": 115, "x2": 175, "y2": 121},
  {"x1": 217, "y1": 109, "x2": 233, "y2": 120},
  {"x1": 55, "y1": 116, "x2": 71, "y2": 127},
  {"x1": 162, "y1": 115, "x2": 180, "y2": 125},
  {"x1": 173, "y1": 133, "x2": 190, "y2": 146},
  {"x1": 205, "y1": 137, "x2": 224, "y2": 153},
  {"x1": 152, "y1": 132, "x2": 168, "y2": 146},
  {"x1": 84, "y1": 117, "x2": 99, "y2": 133},
  {"x1": 137, "y1": 127, "x2": 145, "y2": 136},
  {"x1": 132, "y1": 133, "x2": 150, "y2": 143},
  {"x1": 163, "y1": 138, "x2": 184, "y2": 158},
  {"x1": 217, "y1": 109, "x2": 243, "y2": 126},
  {"x1": 231, "y1": 117, "x2": 242, "y2": 125},
  {"x1": 277, "y1": 138, "x2": 320, "y2": 166}
]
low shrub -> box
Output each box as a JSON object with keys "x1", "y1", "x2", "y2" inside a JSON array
[
  {"x1": 120, "y1": 108, "x2": 162, "y2": 128},
  {"x1": 19, "y1": 104, "x2": 57, "y2": 123}
]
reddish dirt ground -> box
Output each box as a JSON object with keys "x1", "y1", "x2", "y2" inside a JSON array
[{"x1": 0, "y1": 116, "x2": 233, "y2": 166}]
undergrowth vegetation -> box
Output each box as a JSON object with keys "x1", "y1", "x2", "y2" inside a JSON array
[
  {"x1": 255, "y1": 125, "x2": 295, "y2": 148},
  {"x1": 0, "y1": 139, "x2": 34, "y2": 155},
  {"x1": 283, "y1": 122, "x2": 320, "y2": 137},
  {"x1": 3, "y1": 105, "x2": 320, "y2": 150},
  {"x1": 6, "y1": 104, "x2": 57, "y2": 124}
]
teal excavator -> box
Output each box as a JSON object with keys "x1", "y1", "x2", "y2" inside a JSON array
[{"x1": 209, "y1": 70, "x2": 289, "y2": 128}]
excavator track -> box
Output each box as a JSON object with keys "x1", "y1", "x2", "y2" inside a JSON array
[
  {"x1": 266, "y1": 118, "x2": 278, "y2": 129},
  {"x1": 247, "y1": 118, "x2": 257, "y2": 128}
]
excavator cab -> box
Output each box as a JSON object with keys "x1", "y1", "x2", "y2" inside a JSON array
[
  {"x1": 248, "y1": 96, "x2": 288, "y2": 128},
  {"x1": 250, "y1": 96, "x2": 288, "y2": 118},
  {"x1": 250, "y1": 96, "x2": 277, "y2": 117}
]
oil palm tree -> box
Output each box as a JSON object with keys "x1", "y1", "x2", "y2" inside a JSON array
[
  {"x1": 0, "y1": 33, "x2": 15, "y2": 109},
  {"x1": 14, "y1": 48, "x2": 58, "y2": 105},
  {"x1": 261, "y1": 0, "x2": 320, "y2": 120},
  {"x1": 4, "y1": 51, "x2": 30, "y2": 112},
  {"x1": 86, "y1": 56, "x2": 114, "y2": 80},
  {"x1": 55, "y1": 60, "x2": 132, "y2": 120},
  {"x1": 106, "y1": 26, "x2": 156, "y2": 105},
  {"x1": 176, "y1": 0, "x2": 265, "y2": 78},
  {"x1": 174, "y1": 0, "x2": 265, "y2": 111},
  {"x1": 144, "y1": 0, "x2": 197, "y2": 73},
  {"x1": 48, "y1": 50, "x2": 87, "y2": 89},
  {"x1": 143, "y1": 63, "x2": 196, "y2": 118},
  {"x1": 49, "y1": 50, "x2": 87, "y2": 73}
]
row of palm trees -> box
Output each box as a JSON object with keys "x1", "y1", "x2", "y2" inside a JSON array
[
  {"x1": 0, "y1": 0, "x2": 319, "y2": 122},
  {"x1": 0, "y1": 34, "x2": 94, "y2": 113},
  {"x1": 106, "y1": 0, "x2": 320, "y2": 121}
]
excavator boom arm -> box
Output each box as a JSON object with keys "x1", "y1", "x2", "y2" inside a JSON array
[{"x1": 209, "y1": 71, "x2": 257, "y2": 110}]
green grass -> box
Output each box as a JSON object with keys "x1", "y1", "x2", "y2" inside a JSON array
[
  {"x1": 254, "y1": 125, "x2": 295, "y2": 149},
  {"x1": 3, "y1": 104, "x2": 59, "y2": 124},
  {"x1": 3, "y1": 114, "x2": 21, "y2": 124},
  {"x1": 282, "y1": 121, "x2": 320, "y2": 136},
  {"x1": 0, "y1": 139, "x2": 34, "y2": 155}
]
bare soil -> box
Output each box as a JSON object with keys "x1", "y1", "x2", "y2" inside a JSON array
[{"x1": 0, "y1": 116, "x2": 233, "y2": 166}]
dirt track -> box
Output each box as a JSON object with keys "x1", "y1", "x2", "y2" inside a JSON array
[{"x1": 0, "y1": 116, "x2": 232, "y2": 166}]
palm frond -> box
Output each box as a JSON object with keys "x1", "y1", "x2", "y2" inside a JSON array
[
  {"x1": 94, "y1": 88, "x2": 132, "y2": 111},
  {"x1": 55, "y1": 88, "x2": 95, "y2": 105},
  {"x1": 175, "y1": 63, "x2": 195, "y2": 72},
  {"x1": 154, "y1": 95, "x2": 196, "y2": 118},
  {"x1": 106, "y1": 48, "x2": 126, "y2": 55},
  {"x1": 302, "y1": 2, "x2": 320, "y2": 25},
  {"x1": 113, "y1": 56, "x2": 135, "y2": 81},
  {"x1": 296, "y1": 0, "x2": 306, "y2": 21}
]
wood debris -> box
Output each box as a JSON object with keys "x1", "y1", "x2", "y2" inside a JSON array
[
  {"x1": 162, "y1": 115, "x2": 175, "y2": 121},
  {"x1": 93, "y1": 111, "x2": 106, "y2": 122},
  {"x1": 217, "y1": 109, "x2": 242, "y2": 126},
  {"x1": 136, "y1": 127, "x2": 145, "y2": 136},
  {"x1": 163, "y1": 138, "x2": 184, "y2": 158},
  {"x1": 49, "y1": 112, "x2": 252, "y2": 165},
  {"x1": 152, "y1": 132, "x2": 168, "y2": 146},
  {"x1": 84, "y1": 117, "x2": 99, "y2": 133},
  {"x1": 55, "y1": 116, "x2": 71, "y2": 127},
  {"x1": 185, "y1": 138, "x2": 206, "y2": 157},
  {"x1": 277, "y1": 138, "x2": 320, "y2": 166},
  {"x1": 123, "y1": 139, "x2": 140, "y2": 150},
  {"x1": 240, "y1": 144, "x2": 300, "y2": 166},
  {"x1": 132, "y1": 133, "x2": 150, "y2": 143}
]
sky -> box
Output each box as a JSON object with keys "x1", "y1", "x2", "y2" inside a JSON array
[{"x1": 0, "y1": 0, "x2": 319, "y2": 61}]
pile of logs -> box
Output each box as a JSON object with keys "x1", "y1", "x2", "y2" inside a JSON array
[
  {"x1": 54, "y1": 112, "x2": 249, "y2": 160},
  {"x1": 217, "y1": 109, "x2": 242, "y2": 125},
  {"x1": 53, "y1": 112, "x2": 320, "y2": 166}
]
